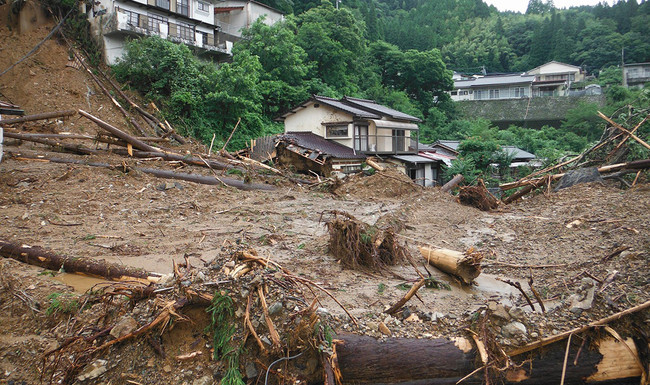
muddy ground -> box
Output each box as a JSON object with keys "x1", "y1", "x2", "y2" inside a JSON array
[{"x1": 1, "y1": 12, "x2": 649, "y2": 385}]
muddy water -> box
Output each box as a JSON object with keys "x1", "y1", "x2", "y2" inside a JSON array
[{"x1": 50, "y1": 273, "x2": 111, "y2": 293}]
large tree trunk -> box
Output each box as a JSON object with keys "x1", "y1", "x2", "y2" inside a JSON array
[
  {"x1": 334, "y1": 334, "x2": 647, "y2": 385},
  {"x1": 0, "y1": 240, "x2": 161, "y2": 283}
]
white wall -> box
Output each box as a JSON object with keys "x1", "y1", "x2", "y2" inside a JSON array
[{"x1": 283, "y1": 102, "x2": 352, "y2": 139}]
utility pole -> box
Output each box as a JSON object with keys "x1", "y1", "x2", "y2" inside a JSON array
[
  {"x1": 336, "y1": 0, "x2": 341, "y2": 9},
  {"x1": 621, "y1": 46, "x2": 626, "y2": 88}
]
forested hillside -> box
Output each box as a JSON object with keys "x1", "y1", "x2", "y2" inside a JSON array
[{"x1": 109, "y1": 0, "x2": 649, "y2": 181}]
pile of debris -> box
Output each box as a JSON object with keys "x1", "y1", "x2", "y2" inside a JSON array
[{"x1": 500, "y1": 109, "x2": 650, "y2": 203}]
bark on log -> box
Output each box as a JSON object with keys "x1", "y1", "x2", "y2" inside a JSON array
[
  {"x1": 109, "y1": 149, "x2": 240, "y2": 172},
  {"x1": 78, "y1": 109, "x2": 160, "y2": 153},
  {"x1": 335, "y1": 334, "x2": 647, "y2": 385},
  {"x1": 441, "y1": 174, "x2": 464, "y2": 193},
  {"x1": 0, "y1": 239, "x2": 161, "y2": 283},
  {"x1": 458, "y1": 179, "x2": 499, "y2": 211},
  {"x1": 3, "y1": 132, "x2": 99, "y2": 155},
  {"x1": 10, "y1": 153, "x2": 275, "y2": 191},
  {"x1": 419, "y1": 246, "x2": 482, "y2": 285},
  {"x1": 0, "y1": 110, "x2": 76, "y2": 125}
]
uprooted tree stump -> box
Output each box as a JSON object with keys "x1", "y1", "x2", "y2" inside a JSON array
[
  {"x1": 323, "y1": 211, "x2": 409, "y2": 270},
  {"x1": 459, "y1": 179, "x2": 500, "y2": 211}
]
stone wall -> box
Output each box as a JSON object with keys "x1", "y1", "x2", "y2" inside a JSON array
[{"x1": 455, "y1": 95, "x2": 606, "y2": 129}]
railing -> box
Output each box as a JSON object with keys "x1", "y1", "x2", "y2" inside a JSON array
[
  {"x1": 215, "y1": 20, "x2": 241, "y2": 37},
  {"x1": 354, "y1": 135, "x2": 418, "y2": 155},
  {"x1": 107, "y1": 8, "x2": 228, "y2": 53}
]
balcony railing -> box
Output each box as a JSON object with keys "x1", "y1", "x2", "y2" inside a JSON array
[
  {"x1": 104, "y1": 8, "x2": 229, "y2": 54},
  {"x1": 354, "y1": 135, "x2": 418, "y2": 155}
]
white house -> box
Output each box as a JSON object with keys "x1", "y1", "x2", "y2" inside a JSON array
[
  {"x1": 526, "y1": 61, "x2": 585, "y2": 97},
  {"x1": 88, "y1": 0, "x2": 230, "y2": 64},
  {"x1": 623, "y1": 62, "x2": 650, "y2": 88},
  {"x1": 449, "y1": 61, "x2": 587, "y2": 101},
  {"x1": 450, "y1": 74, "x2": 535, "y2": 101},
  {"x1": 275, "y1": 95, "x2": 442, "y2": 186},
  {"x1": 214, "y1": 0, "x2": 284, "y2": 54}
]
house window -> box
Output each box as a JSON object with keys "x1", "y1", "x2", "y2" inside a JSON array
[
  {"x1": 177, "y1": 0, "x2": 189, "y2": 16},
  {"x1": 513, "y1": 87, "x2": 525, "y2": 98},
  {"x1": 341, "y1": 165, "x2": 362, "y2": 173},
  {"x1": 147, "y1": 13, "x2": 168, "y2": 32},
  {"x1": 125, "y1": 10, "x2": 138, "y2": 26},
  {"x1": 450, "y1": 91, "x2": 458, "y2": 96},
  {"x1": 197, "y1": 0, "x2": 209, "y2": 11},
  {"x1": 354, "y1": 125, "x2": 368, "y2": 152},
  {"x1": 326, "y1": 125, "x2": 348, "y2": 138},
  {"x1": 177, "y1": 21, "x2": 194, "y2": 40},
  {"x1": 461, "y1": 90, "x2": 469, "y2": 95},
  {"x1": 474, "y1": 90, "x2": 484, "y2": 100},
  {"x1": 393, "y1": 129, "x2": 405, "y2": 152},
  {"x1": 155, "y1": 0, "x2": 169, "y2": 9},
  {"x1": 489, "y1": 89, "x2": 499, "y2": 99}
]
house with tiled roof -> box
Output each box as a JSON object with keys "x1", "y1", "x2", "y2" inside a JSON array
[{"x1": 273, "y1": 95, "x2": 444, "y2": 186}]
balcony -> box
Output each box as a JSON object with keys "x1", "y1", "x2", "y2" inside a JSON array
[
  {"x1": 101, "y1": 8, "x2": 229, "y2": 56},
  {"x1": 354, "y1": 135, "x2": 419, "y2": 155}
]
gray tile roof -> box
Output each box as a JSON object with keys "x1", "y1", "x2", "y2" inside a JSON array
[
  {"x1": 454, "y1": 74, "x2": 535, "y2": 88},
  {"x1": 342, "y1": 97, "x2": 422, "y2": 122},
  {"x1": 279, "y1": 132, "x2": 365, "y2": 159},
  {"x1": 313, "y1": 96, "x2": 381, "y2": 119},
  {"x1": 501, "y1": 146, "x2": 536, "y2": 160}
]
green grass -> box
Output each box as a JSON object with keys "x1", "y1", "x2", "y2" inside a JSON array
[{"x1": 46, "y1": 292, "x2": 79, "y2": 316}]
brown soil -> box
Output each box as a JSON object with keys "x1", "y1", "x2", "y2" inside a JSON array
[{"x1": 1, "y1": 12, "x2": 649, "y2": 385}]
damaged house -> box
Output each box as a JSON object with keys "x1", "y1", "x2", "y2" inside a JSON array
[{"x1": 272, "y1": 95, "x2": 445, "y2": 186}]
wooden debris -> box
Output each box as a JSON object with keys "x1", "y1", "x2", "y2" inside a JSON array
[
  {"x1": 441, "y1": 174, "x2": 464, "y2": 193},
  {"x1": 385, "y1": 278, "x2": 426, "y2": 315},
  {"x1": 78, "y1": 109, "x2": 159, "y2": 153},
  {"x1": 458, "y1": 179, "x2": 499, "y2": 211},
  {"x1": 0, "y1": 239, "x2": 161, "y2": 283},
  {"x1": 10, "y1": 153, "x2": 275, "y2": 191},
  {"x1": 365, "y1": 157, "x2": 385, "y2": 172},
  {"x1": 0, "y1": 110, "x2": 76, "y2": 125},
  {"x1": 323, "y1": 211, "x2": 408, "y2": 270},
  {"x1": 419, "y1": 246, "x2": 483, "y2": 285}
]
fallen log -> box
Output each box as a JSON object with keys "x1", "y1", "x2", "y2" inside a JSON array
[
  {"x1": 10, "y1": 153, "x2": 275, "y2": 191},
  {"x1": 78, "y1": 109, "x2": 160, "y2": 153},
  {"x1": 3, "y1": 131, "x2": 99, "y2": 155},
  {"x1": 73, "y1": 50, "x2": 148, "y2": 137},
  {"x1": 500, "y1": 159, "x2": 650, "y2": 191},
  {"x1": 109, "y1": 148, "x2": 240, "y2": 172},
  {"x1": 98, "y1": 67, "x2": 186, "y2": 144},
  {"x1": 365, "y1": 157, "x2": 385, "y2": 172},
  {"x1": 0, "y1": 239, "x2": 161, "y2": 283},
  {"x1": 441, "y1": 174, "x2": 464, "y2": 193},
  {"x1": 419, "y1": 246, "x2": 482, "y2": 285},
  {"x1": 0, "y1": 110, "x2": 76, "y2": 125},
  {"x1": 335, "y1": 334, "x2": 646, "y2": 385}
]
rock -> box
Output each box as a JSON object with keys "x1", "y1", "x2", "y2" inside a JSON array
[
  {"x1": 502, "y1": 321, "x2": 527, "y2": 338},
  {"x1": 110, "y1": 316, "x2": 138, "y2": 339},
  {"x1": 488, "y1": 302, "x2": 511, "y2": 320},
  {"x1": 268, "y1": 302, "x2": 283, "y2": 315},
  {"x1": 568, "y1": 277, "x2": 596, "y2": 313},
  {"x1": 192, "y1": 375, "x2": 213, "y2": 385},
  {"x1": 195, "y1": 271, "x2": 206, "y2": 282},
  {"x1": 163, "y1": 364, "x2": 172, "y2": 373},
  {"x1": 378, "y1": 322, "x2": 392, "y2": 336},
  {"x1": 508, "y1": 307, "x2": 525, "y2": 320},
  {"x1": 316, "y1": 307, "x2": 329, "y2": 317},
  {"x1": 261, "y1": 336, "x2": 272, "y2": 346},
  {"x1": 76, "y1": 359, "x2": 108, "y2": 381},
  {"x1": 404, "y1": 313, "x2": 421, "y2": 323},
  {"x1": 366, "y1": 321, "x2": 379, "y2": 331},
  {"x1": 554, "y1": 167, "x2": 603, "y2": 191},
  {"x1": 245, "y1": 362, "x2": 258, "y2": 379}
]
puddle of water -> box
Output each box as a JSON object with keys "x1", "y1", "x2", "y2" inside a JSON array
[{"x1": 50, "y1": 273, "x2": 111, "y2": 293}]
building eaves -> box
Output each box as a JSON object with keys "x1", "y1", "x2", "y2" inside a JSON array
[
  {"x1": 454, "y1": 75, "x2": 535, "y2": 88},
  {"x1": 342, "y1": 96, "x2": 422, "y2": 122},
  {"x1": 279, "y1": 132, "x2": 365, "y2": 159}
]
